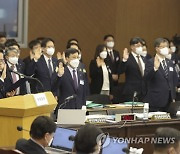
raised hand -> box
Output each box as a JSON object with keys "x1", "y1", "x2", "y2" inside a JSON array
[
  {"x1": 58, "y1": 62, "x2": 64, "y2": 76},
  {"x1": 123, "y1": 48, "x2": 129, "y2": 61},
  {"x1": 154, "y1": 54, "x2": 160, "y2": 70}
]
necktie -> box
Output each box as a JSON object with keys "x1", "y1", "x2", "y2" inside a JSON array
[
  {"x1": 73, "y1": 70, "x2": 78, "y2": 90},
  {"x1": 11, "y1": 65, "x2": 17, "y2": 83},
  {"x1": 162, "y1": 60, "x2": 168, "y2": 78},
  {"x1": 109, "y1": 51, "x2": 114, "y2": 62},
  {"x1": 137, "y1": 56, "x2": 144, "y2": 76},
  {"x1": 48, "y1": 59, "x2": 53, "y2": 77}
]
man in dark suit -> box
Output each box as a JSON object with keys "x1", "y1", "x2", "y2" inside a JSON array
[
  {"x1": 4, "y1": 47, "x2": 27, "y2": 96},
  {"x1": 144, "y1": 38, "x2": 177, "y2": 112},
  {"x1": 118, "y1": 37, "x2": 146, "y2": 102},
  {"x1": 26, "y1": 38, "x2": 59, "y2": 96},
  {"x1": 104, "y1": 34, "x2": 120, "y2": 86},
  {"x1": 0, "y1": 49, "x2": 6, "y2": 98},
  {"x1": 16, "y1": 116, "x2": 56, "y2": 154},
  {"x1": 55, "y1": 48, "x2": 88, "y2": 114},
  {"x1": 23, "y1": 39, "x2": 41, "y2": 93}
]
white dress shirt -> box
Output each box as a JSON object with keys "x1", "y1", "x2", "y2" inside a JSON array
[{"x1": 43, "y1": 54, "x2": 54, "y2": 73}]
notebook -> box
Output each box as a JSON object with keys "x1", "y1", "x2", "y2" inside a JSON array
[
  {"x1": 50, "y1": 127, "x2": 77, "y2": 152},
  {"x1": 102, "y1": 136, "x2": 128, "y2": 154},
  {"x1": 57, "y1": 109, "x2": 86, "y2": 125}
]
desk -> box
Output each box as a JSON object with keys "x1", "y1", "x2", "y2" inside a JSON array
[
  {"x1": 87, "y1": 104, "x2": 143, "y2": 115},
  {"x1": 63, "y1": 119, "x2": 180, "y2": 154}
]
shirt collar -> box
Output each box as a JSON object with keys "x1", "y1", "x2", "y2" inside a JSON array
[
  {"x1": 43, "y1": 54, "x2": 52, "y2": 61},
  {"x1": 107, "y1": 49, "x2": 112, "y2": 52},
  {"x1": 30, "y1": 138, "x2": 45, "y2": 150},
  {"x1": 131, "y1": 51, "x2": 139, "y2": 58},
  {"x1": 67, "y1": 65, "x2": 77, "y2": 72}
]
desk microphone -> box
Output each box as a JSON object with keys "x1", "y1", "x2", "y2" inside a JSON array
[
  {"x1": 17, "y1": 126, "x2": 29, "y2": 132},
  {"x1": 59, "y1": 94, "x2": 77, "y2": 109},
  {"x1": 69, "y1": 135, "x2": 75, "y2": 141},
  {"x1": 9, "y1": 69, "x2": 45, "y2": 92},
  {"x1": 132, "y1": 91, "x2": 137, "y2": 113}
]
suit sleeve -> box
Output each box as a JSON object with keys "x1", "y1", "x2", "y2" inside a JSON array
[
  {"x1": 89, "y1": 60, "x2": 102, "y2": 79},
  {"x1": 25, "y1": 59, "x2": 37, "y2": 76},
  {"x1": 144, "y1": 59, "x2": 157, "y2": 81}
]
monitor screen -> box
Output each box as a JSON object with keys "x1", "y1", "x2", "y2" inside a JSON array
[
  {"x1": 51, "y1": 127, "x2": 77, "y2": 151},
  {"x1": 102, "y1": 137, "x2": 128, "y2": 154}
]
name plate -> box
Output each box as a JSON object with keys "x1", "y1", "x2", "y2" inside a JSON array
[
  {"x1": 151, "y1": 113, "x2": 171, "y2": 120},
  {"x1": 33, "y1": 93, "x2": 48, "y2": 106}
]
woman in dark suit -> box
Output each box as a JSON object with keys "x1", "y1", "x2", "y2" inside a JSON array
[{"x1": 89, "y1": 44, "x2": 113, "y2": 96}]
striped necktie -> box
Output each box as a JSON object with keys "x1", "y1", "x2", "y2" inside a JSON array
[{"x1": 162, "y1": 60, "x2": 168, "y2": 78}]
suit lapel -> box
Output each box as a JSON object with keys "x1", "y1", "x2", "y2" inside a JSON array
[
  {"x1": 41, "y1": 55, "x2": 51, "y2": 78},
  {"x1": 66, "y1": 67, "x2": 77, "y2": 92},
  {"x1": 130, "y1": 53, "x2": 142, "y2": 76}
]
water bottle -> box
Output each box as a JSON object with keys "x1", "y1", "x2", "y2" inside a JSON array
[{"x1": 143, "y1": 103, "x2": 149, "y2": 120}]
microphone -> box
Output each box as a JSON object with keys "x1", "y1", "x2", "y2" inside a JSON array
[
  {"x1": 9, "y1": 69, "x2": 45, "y2": 92},
  {"x1": 69, "y1": 135, "x2": 75, "y2": 141},
  {"x1": 65, "y1": 94, "x2": 77, "y2": 101},
  {"x1": 122, "y1": 147, "x2": 129, "y2": 153},
  {"x1": 17, "y1": 126, "x2": 29, "y2": 132},
  {"x1": 59, "y1": 94, "x2": 77, "y2": 109},
  {"x1": 132, "y1": 91, "x2": 137, "y2": 113}
]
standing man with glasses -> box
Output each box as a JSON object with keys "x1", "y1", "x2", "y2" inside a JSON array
[{"x1": 144, "y1": 38, "x2": 178, "y2": 112}]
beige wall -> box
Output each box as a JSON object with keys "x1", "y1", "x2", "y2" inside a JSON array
[{"x1": 21, "y1": 0, "x2": 180, "y2": 81}]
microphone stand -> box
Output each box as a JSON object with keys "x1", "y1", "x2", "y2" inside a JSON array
[
  {"x1": 10, "y1": 69, "x2": 45, "y2": 92},
  {"x1": 131, "y1": 93, "x2": 138, "y2": 114}
]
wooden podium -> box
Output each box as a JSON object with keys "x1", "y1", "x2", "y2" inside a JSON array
[{"x1": 0, "y1": 92, "x2": 57, "y2": 147}]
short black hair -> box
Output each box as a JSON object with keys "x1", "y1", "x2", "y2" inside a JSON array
[
  {"x1": 41, "y1": 38, "x2": 54, "y2": 48},
  {"x1": 65, "y1": 48, "x2": 79, "y2": 58},
  {"x1": 103, "y1": 34, "x2": 114, "y2": 41},
  {"x1": 67, "y1": 38, "x2": 78, "y2": 45},
  {"x1": 66, "y1": 42, "x2": 81, "y2": 50},
  {"x1": 154, "y1": 127, "x2": 180, "y2": 151},
  {"x1": 154, "y1": 38, "x2": 168, "y2": 48},
  {"x1": 0, "y1": 32, "x2": 6, "y2": 38},
  {"x1": 28, "y1": 40, "x2": 41, "y2": 49},
  {"x1": 5, "y1": 39, "x2": 20, "y2": 49},
  {"x1": 5, "y1": 47, "x2": 18, "y2": 56},
  {"x1": 74, "y1": 124, "x2": 103, "y2": 153},
  {"x1": 129, "y1": 37, "x2": 143, "y2": 45},
  {"x1": 94, "y1": 44, "x2": 106, "y2": 59},
  {"x1": 36, "y1": 37, "x2": 46, "y2": 43},
  {"x1": 30, "y1": 116, "x2": 56, "y2": 140}
]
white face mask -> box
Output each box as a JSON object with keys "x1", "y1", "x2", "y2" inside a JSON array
[
  {"x1": 140, "y1": 51, "x2": 147, "y2": 57},
  {"x1": 170, "y1": 46, "x2": 176, "y2": 53},
  {"x1": 135, "y1": 47, "x2": 143, "y2": 55},
  {"x1": 8, "y1": 57, "x2": 18, "y2": 65},
  {"x1": 100, "y1": 51, "x2": 107, "y2": 59},
  {"x1": 69, "y1": 59, "x2": 79, "y2": 68},
  {"x1": 46, "y1": 47, "x2": 55, "y2": 56},
  {"x1": 160, "y1": 47, "x2": 169, "y2": 56},
  {"x1": 107, "y1": 41, "x2": 114, "y2": 48}
]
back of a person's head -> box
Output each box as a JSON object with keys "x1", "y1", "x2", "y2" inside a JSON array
[
  {"x1": 74, "y1": 124, "x2": 103, "y2": 154},
  {"x1": 154, "y1": 127, "x2": 180, "y2": 153},
  {"x1": 30, "y1": 116, "x2": 56, "y2": 140}
]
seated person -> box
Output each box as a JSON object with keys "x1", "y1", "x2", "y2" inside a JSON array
[
  {"x1": 153, "y1": 127, "x2": 180, "y2": 154},
  {"x1": 16, "y1": 116, "x2": 56, "y2": 154},
  {"x1": 73, "y1": 124, "x2": 104, "y2": 154}
]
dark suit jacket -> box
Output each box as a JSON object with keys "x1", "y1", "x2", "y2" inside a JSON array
[
  {"x1": 55, "y1": 66, "x2": 87, "y2": 112},
  {"x1": 26, "y1": 55, "x2": 58, "y2": 96},
  {"x1": 4, "y1": 59, "x2": 27, "y2": 95},
  {"x1": 105, "y1": 49, "x2": 120, "y2": 74},
  {"x1": 89, "y1": 60, "x2": 113, "y2": 94},
  {"x1": 144, "y1": 58, "x2": 177, "y2": 108},
  {"x1": 118, "y1": 53, "x2": 146, "y2": 101},
  {"x1": 0, "y1": 79, "x2": 5, "y2": 98},
  {"x1": 16, "y1": 138, "x2": 47, "y2": 154}
]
